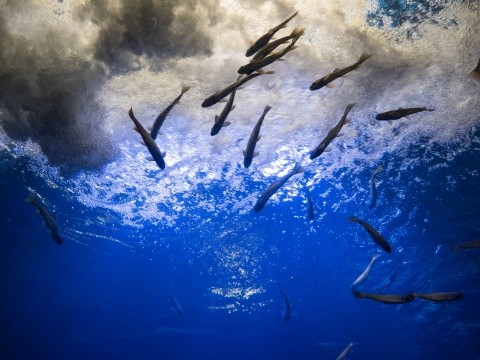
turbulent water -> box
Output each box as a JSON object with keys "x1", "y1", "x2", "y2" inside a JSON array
[{"x1": 1, "y1": 1, "x2": 479, "y2": 359}]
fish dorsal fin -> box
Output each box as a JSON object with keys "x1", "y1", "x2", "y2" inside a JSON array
[
  {"x1": 140, "y1": 141, "x2": 146, "y2": 146},
  {"x1": 253, "y1": 151, "x2": 259, "y2": 157},
  {"x1": 133, "y1": 127, "x2": 140, "y2": 133},
  {"x1": 230, "y1": 105, "x2": 236, "y2": 111},
  {"x1": 333, "y1": 68, "x2": 340, "y2": 72},
  {"x1": 222, "y1": 121, "x2": 231, "y2": 127},
  {"x1": 215, "y1": 115, "x2": 220, "y2": 123}
]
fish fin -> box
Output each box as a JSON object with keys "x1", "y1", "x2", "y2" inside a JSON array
[
  {"x1": 253, "y1": 151, "x2": 259, "y2": 157},
  {"x1": 348, "y1": 215, "x2": 358, "y2": 222},
  {"x1": 133, "y1": 127, "x2": 140, "y2": 133},
  {"x1": 237, "y1": 86, "x2": 245, "y2": 90},
  {"x1": 326, "y1": 82, "x2": 335, "y2": 88},
  {"x1": 358, "y1": 52, "x2": 373, "y2": 63},
  {"x1": 242, "y1": 150, "x2": 247, "y2": 156},
  {"x1": 222, "y1": 121, "x2": 231, "y2": 127},
  {"x1": 146, "y1": 156, "x2": 155, "y2": 161},
  {"x1": 277, "y1": 58, "x2": 286, "y2": 61},
  {"x1": 214, "y1": 115, "x2": 220, "y2": 123},
  {"x1": 323, "y1": 147, "x2": 332, "y2": 152},
  {"x1": 147, "y1": 126, "x2": 153, "y2": 131},
  {"x1": 181, "y1": 85, "x2": 191, "y2": 94},
  {"x1": 293, "y1": 162, "x2": 305, "y2": 173},
  {"x1": 376, "y1": 165, "x2": 384, "y2": 173},
  {"x1": 427, "y1": 108, "x2": 435, "y2": 112},
  {"x1": 256, "y1": 134, "x2": 262, "y2": 142},
  {"x1": 161, "y1": 151, "x2": 166, "y2": 158},
  {"x1": 140, "y1": 141, "x2": 146, "y2": 146},
  {"x1": 256, "y1": 69, "x2": 265, "y2": 75},
  {"x1": 333, "y1": 68, "x2": 341, "y2": 72},
  {"x1": 25, "y1": 191, "x2": 37, "y2": 204},
  {"x1": 468, "y1": 70, "x2": 480, "y2": 81},
  {"x1": 265, "y1": 70, "x2": 275, "y2": 74},
  {"x1": 218, "y1": 98, "x2": 227, "y2": 103},
  {"x1": 230, "y1": 105, "x2": 236, "y2": 111},
  {"x1": 388, "y1": 120, "x2": 393, "y2": 125},
  {"x1": 337, "y1": 132, "x2": 345, "y2": 137}
]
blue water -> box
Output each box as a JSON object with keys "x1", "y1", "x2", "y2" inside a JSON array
[{"x1": 1, "y1": 0, "x2": 480, "y2": 359}]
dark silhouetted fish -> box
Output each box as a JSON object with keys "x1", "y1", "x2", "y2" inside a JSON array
[
  {"x1": 279, "y1": 286, "x2": 292, "y2": 322},
  {"x1": 129, "y1": 107, "x2": 166, "y2": 170},
  {"x1": 25, "y1": 191, "x2": 63, "y2": 245},
  {"x1": 202, "y1": 71, "x2": 274, "y2": 108},
  {"x1": 309, "y1": 53, "x2": 372, "y2": 91},
  {"x1": 352, "y1": 289, "x2": 415, "y2": 304},
  {"x1": 245, "y1": 11, "x2": 299, "y2": 57},
  {"x1": 375, "y1": 107, "x2": 434, "y2": 121},
  {"x1": 336, "y1": 342, "x2": 357, "y2": 360},
  {"x1": 150, "y1": 85, "x2": 190, "y2": 139},
  {"x1": 252, "y1": 27, "x2": 305, "y2": 61},
  {"x1": 368, "y1": 165, "x2": 383, "y2": 209},
  {"x1": 211, "y1": 89, "x2": 236, "y2": 136},
  {"x1": 169, "y1": 286, "x2": 184, "y2": 317},
  {"x1": 239, "y1": 37, "x2": 300, "y2": 75},
  {"x1": 468, "y1": 57, "x2": 480, "y2": 81},
  {"x1": 414, "y1": 292, "x2": 464, "y2": 302},
  {"x1": 305, "y1": 187, "x2": 314, "y2": 220},
  {"x1": 453, "y1": 239, "x2": 480, "y2": 252},
  {"x1": 348, "y1": 215, "x2": 392, "y2": 253},
  {"x1": 254, "y1": 162, "x2": 305, "y2": 212},
  {"x1": 243, "y1": 105, "x2": 272, "y2": 168},
  {"x1": 310, "y1": 103, "x2": 355, "y2": 160},
  {"x1": 350, "y1": 254, "x2": 381, "y2": 289}
]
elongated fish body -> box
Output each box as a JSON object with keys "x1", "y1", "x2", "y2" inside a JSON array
[
  {"x1": 350, "y1": 254, "x2": 381, "y2": 289},
  {"x1": 252, "y1": 27, "x2": 305, "y2": 61},
  {"x1": 348, "y1": 215, "x2": 392, "y2": 253},
  {"x1": 414, "y1": 292, "x2": 464, "y2": 302},
  {"x1": 129, "y1": 108, "x2": 166, "y2": 170},
  {"x1": 245, "y1": 11, "x2": 299, "y2": 57},
  {"x1": 254, "y1": 162, "x2": 305, "y2": 212},
  {"x1": 468, "y1": 57, "x2": 480, "y2": 81},
  {"x1": 279, "y1": 286, "x2": 292, "y2": 322},
  {"x1": 25, "y1": 191, "x2": 63, "y2": 245},
  {"x1": 243, "y1": 105, "x2": 272, "y2": 168},
  {"x1": 239, "y1": 37, "x2": 299, "y2": 75},
  {"x1": 305, "y1": 188, "x2": 314, "y2": 220},
  {"x1": 368, "y1": 165, "x2": 383, "y2": 209},
  {"x1": 352, "y1": 290, "x2": 415, "y2": 304},
  {"x1": 169, "y1": 287, "x2": 184, "y2": 316},
  {"x1": 202, "y1": 72, "x2": 271, "y2": 108},
  {"x1": 454, "y1": 239, "x2": 480, "y2": 252},
  {"x1": 375, "y1": 107, "x2": 434, "y2": 120},
  {"x1": 336, "y1": 342, "x2": 356, "y2": 360},
  {"x1": 211, "y1": 89, "x2": 236, "y2": 136},
  {"x1": 150, "y1": 85, "x2": 190, "y2": 139},
  {"x1": 310, "y1": 103, "x2": 355, "y2": 160},
  {"x1": 309, "y1": 53, "x2": 372, "y2": 91}
]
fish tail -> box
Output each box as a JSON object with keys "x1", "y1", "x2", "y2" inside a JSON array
[
  {"x1": 351, "y1": 289, "x2": 361, "y2": 298},
  {"x1": 468, "y1": 70, "x2": 480, "y2": 82},
  {"x1": 25, "y1": 191, "x2": 37, "y2": 204},
  {"x1": 358, "y1": 52, "x2": 372, "y2": 63},
  {"x1": 264, "y1": 104, "x2": 272, "y2": 113},
  {"x1": 181, "y1": 85, "x2": 191, "y2": 94},
  {"x1": 291, "y1": 27, "x2": 305, "y2": 37},
  {"x1": 426, "y1": 108, "x2": 435, "y2": 112},
  {"x1": 348, "y1": 215, "x2": 358, "y2": 223},
  {"x1": 293, "y1": 162, "x2": 305, "y2": 174}
]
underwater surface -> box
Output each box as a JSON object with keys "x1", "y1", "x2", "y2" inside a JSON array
[{"x1": 0, "y1": 0, "x2": 479, "y2": 359}]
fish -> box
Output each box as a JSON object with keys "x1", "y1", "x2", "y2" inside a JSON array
[
  {"x1": 305, "y1": 187, "x2": 315, "y2": 220},
  {"x1": 239, "y1": 36, "x2": 300, "y2": 75},
  {"x1": 243, "y1": 105, "x2": 272, "y2": 168},
  {"x1": 254, "y1": 162, "x2": 305, "y2": 212},
  {"x1": 211, "y1": 89, "x2": 236, "y2": 136},
  {"x1": 25, "y1": 191, "x2": 63, "y2": 245},
  {"x1": 414, "y1": 292, "x2": 464, "y2": 302},
  {"x1": 279, "y1": 286, "x2": 292, "y2": 322},
  {"x1": 350, "y1": 254, "x2": 381, "y2": 289},
  {"x1": 309, "y1": 52, "x2": 372, "y2": 91},
  {"x1": 348, "y1": 215, "x2": 392, "y2": 253},
  {"x1": 468, "y1": 57, "x2": 480, "y2": 81},
  {"x1": 336, "y1": 342, "x2": 356, "y2": 360},
  {"x1": 453, "y1": 239, "x2": 480, "y2": 252},
  {"x1": 245, "y1": 11, "x2": 299, "y2": 57},
  {"x1": 375, "y1": 107, "x2": 434, "y2": 121},
  {"x1": 150, "y1": 85, "x2": 190, "y2": 140},
  {"x1": 128, "y1": 107, "x2": 166, "y2": 170},
  {"x1": 252, "y1": 27, "x2": 305, "y2": 61},
  {"x1": 169, "y1": 286, "x2": 184, "y2": 316},
  {"x1": 368, "y1": 165, "x2": 383, "y2": 209},
  {"x1": 202, "y1": 71, "x2": 274, "y2": 108},
  {"x1": 352, "y1": 290, "x2": 415, "y2": 304},
  {"x1": 310, "y1": 103, "x2": 355, "y2": 160}
]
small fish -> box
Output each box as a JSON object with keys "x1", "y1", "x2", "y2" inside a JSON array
[
  {"x1": 239, "y1": 36, "x2": 300, "y2": 75},
  {"x1": 468, "y1": 57, "x2": 480, "y2": 81},
  {"x1": 350, "y1": 254, "x2": 381, "y2": 289},
  {"x1": 309, "y1": 52, "x2": 372, "y2": 91},
  {"x1": 305, "y1": 187, "x2": 315, "y2": 221},
  {"x1": 336, "y1": 342, "x2": 357, "y2": 360},
  {"x1": 368, "y1": 165, "x2": 383, "y2": 209},
  {"x1": 128, "y1": 107, "x2": 166, "y2": 170},
  {"x1": 348, "y1": 215, "x2": 392, "y2": 253},
  {"x1": 150, "y1": 85, "x2": 190, "y2": 139},
  {"x1": 254, "y1": 162, "x2": 305, "y2": 212},
  {"x1": 279, "y1": 286, "x2": 292, "y2": 322},
  {"x1": 252, "y1": 27, "x2": 305, "y2": 61},
  {"x1": 352, "y1": 290, "x2": 415, "y2": 304},
  {"x1": 375, "y1": 107, "x2": 434, "y2": 121},
  {"x1": 310, "y1": 103, "x2": 355, "y2": 160},
  {"x1": 211, "y1": 89, "x2": 236, "y2": 136},
  {"x1": 243, "y1": 105, "x2": 272, "y2": 168},
  {"x1": 25, "y1": 191, "x2": 63, "y2": 245},
  {"x1": 453, "y1": 239, "x2": 480, "y2": 252},
  {"x1": 169, "y1": 286, "x2": 184, "y2": 317},
  {"x1": 414, "y1": 292, "x2": 464, "y2": 302},
  {"x1": 245, "y1": 11, "x2": 299, "y2": 57},
  {"x1": 202, "y1": 71, "x2": 274, "y2": 108}
]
